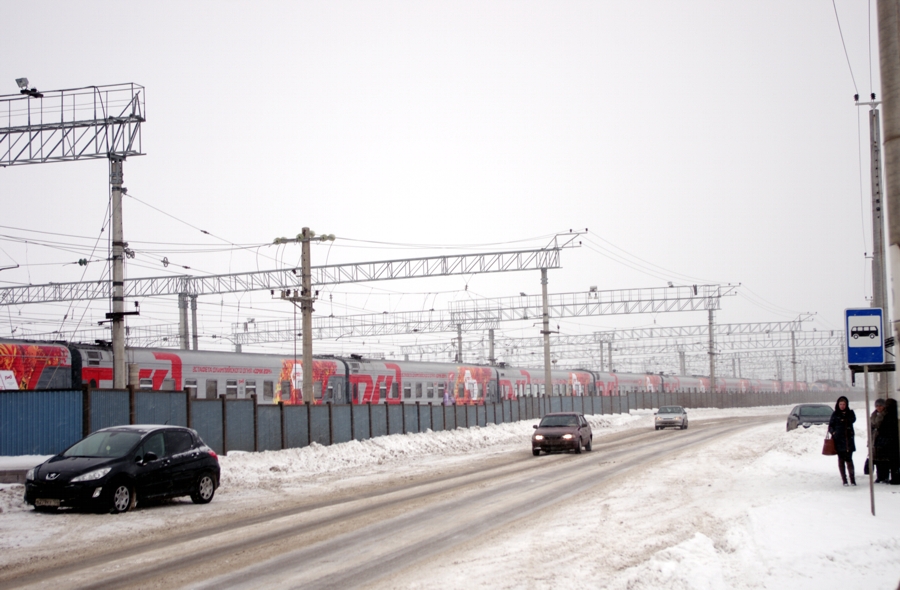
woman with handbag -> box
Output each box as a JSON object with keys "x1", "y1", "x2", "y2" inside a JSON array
[{"x1": 828, "y1": 396, "x2": 856, "y2": 486}]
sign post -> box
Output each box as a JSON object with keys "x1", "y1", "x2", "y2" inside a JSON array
[{"x1": 845, "y1": 307, "x2": 884, "y2": 516}]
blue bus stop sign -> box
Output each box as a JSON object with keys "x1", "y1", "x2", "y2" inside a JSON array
[{"x1": 845, "y1": 308, "x2": 885, "y2": 365}]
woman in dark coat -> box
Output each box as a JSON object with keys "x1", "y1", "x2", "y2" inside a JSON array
[
  {"x1": 878, "y1": 398, "x2": 900, "y2": 485},
  {"x1": 828, "y1": 396, "x2": 856, "y2": 486}
]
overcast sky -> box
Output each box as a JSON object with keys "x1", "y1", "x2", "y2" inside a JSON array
[{"x1": 0, "y1": 1, "x2": 881, "y2": 378}]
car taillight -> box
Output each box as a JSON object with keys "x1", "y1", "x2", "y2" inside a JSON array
[{"x1": 207, "y1": 450, "x2": 218, "y2": 461}]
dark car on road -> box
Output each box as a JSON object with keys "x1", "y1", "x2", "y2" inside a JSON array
[
  {"x1": 654, "y1": 406, "x2": 688, "y2": 430},
  {"x1": 24, "y1": 425, "x2": 220, "y2": 513},
  {"x1": 786, "y1": 404, "x2": 833, "y2": 431},
  {"x1": 532, "y1": 412, "x2": 592, "y2": 455}
]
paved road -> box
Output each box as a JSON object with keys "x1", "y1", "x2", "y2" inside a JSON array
[{"x1": 1, "y1": 414, "x2": 777, "y2": 590}]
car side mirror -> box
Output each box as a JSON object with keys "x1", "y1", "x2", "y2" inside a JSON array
[
  {"x1": 533, "y1": 424, "x2": 538, "y2": 429},
  {"x1": 143, "y1": 452, "x2": 158, "y2": 464}
]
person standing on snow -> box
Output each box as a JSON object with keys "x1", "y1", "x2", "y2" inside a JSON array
[
  {"x1": 871, "y1": 398, "x2": 889, "y2": 483},
  {"x1": 879, "y1": 398, "x2": 899, "y2": 485},
  {"x1": 829, "y1": 395, "x2": 856, "y2": 486}
]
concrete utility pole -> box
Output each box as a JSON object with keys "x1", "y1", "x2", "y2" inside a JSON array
[
  {"x1": 541, "y1": 268, "x2": 552, "y2": 396},
  {"x1": 275, "y1": 228, "x2": 335, "y2": 403},
  {"x1": 457, "y1": 324, "x2": 463, "y2": 363},
  {"x1": 791, "y1": 330, "x2": 797, "y2": 388},
  {"x1": 110, "y1": 159, "x2": 127, "y2": 388},
  {"x1": 879, "y1": 0, "x2": 900, "y2": 399},
  {"x1": 488, "y1": 328, "x2": 495, "y2": 365}
]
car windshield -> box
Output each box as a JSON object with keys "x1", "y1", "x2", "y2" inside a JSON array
[
  {"x1": 799, "y1": 406, "x2": 832, "y2": 417},
  {"x1": 659, "y1": 407, "x2": 682, "y2": 414},
  {"x1": 63, "y1": 431, "x2": 143, "y2": 458},
  {"x1": 539, "y1": 415, "x2": 579, "y2": 427}
]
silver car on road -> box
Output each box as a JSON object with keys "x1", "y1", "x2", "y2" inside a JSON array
[{"x1": 654, "y1": 406, "x2": 688, "y2": 430}]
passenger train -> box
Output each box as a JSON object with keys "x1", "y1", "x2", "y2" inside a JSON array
[{"x1": 0, "y1": 339, "x2": 826, "y2": 404}]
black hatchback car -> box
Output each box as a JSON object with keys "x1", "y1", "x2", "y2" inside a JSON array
[{"x1": 24, "y1": 425, "x2": 220, "y2": 514}]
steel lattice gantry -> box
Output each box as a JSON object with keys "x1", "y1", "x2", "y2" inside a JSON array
[
  {"x1": 0, "y1": 248, "x2": 561, "y2": 306},
  {"x1": 0, "y1": 84, "x2": 145, "y2": 167}
]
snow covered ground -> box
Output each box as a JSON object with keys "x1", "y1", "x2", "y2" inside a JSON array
[{"x1": 1, "y1": 403, "x2": 899, "y2": 589}]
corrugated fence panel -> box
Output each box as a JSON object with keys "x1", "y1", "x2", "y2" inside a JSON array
[
  {"x1": 91, "y1": 390, "x2": 130, "y2": 431},
  {"x1": 431, "y1": 405, "x2": 444, "y2": 431},
  {"x1": 402, "y1": 405, "x2": 418, "y2": 434},
  {"x1": 370, "y1": 404, "x2": 388, "y2": 438},
  {"x1": 486, "y1": 403, "x2": 496, "y2": 425},
  {"x1": 454, "y1": 406, "x2": 467, "y2": 429},
  {"x1": 417, "y1": 404, "x2": 432, "y2": 432},
  {"x1": 191, "y1": 400, "x2": 223, "y2": 455},
  {"x1": 352, "y1": 405, "x2": 371, "y2": 441},
  {"x1": 332, "y1": 405, "x2": 352, "y2": 444},
  {"x1": 387, "y1": 404, "x2": 403, "y2": 435},
  {"x1": 257, "y1": 405, "x2": 282, "y2": 452},
  {"x1": 135, "y1": 391, "x2": 187, "y2": 426},
  {"x1": 284, "y1": 405, "x2": 308, "y2": 449},
  {"x1": 0, "y1": 390, "x2": 82, "y2": 455},
  {"x1": 309, "y1": 405, "x2": 331, "y2": 445},
  {"x1": 226, "y1": 399, "x2": 255, "y2": 452},
  {"x1": 466, "y1": 405, "x2": 477, "y2": 428}
]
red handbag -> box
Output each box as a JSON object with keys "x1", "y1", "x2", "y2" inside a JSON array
[{"x1": 822, "y1": 434, "x2": 837, "y2": 456}]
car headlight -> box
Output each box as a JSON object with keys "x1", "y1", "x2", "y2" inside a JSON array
[
  {"x1": 655, "y1": 416, "x2": 661, "y2": 421},
  {"x1": 534, "y1": 434, "x2": 544, "y2": 441},
  {"x1": 25, "y1": 468, "x2": 34, "y2": 481},
  {"x1": 71, "y1": 468, "x2": 111, "y2": 483},
  {"x1": 562, "y1": 434, "x2": 573, "y2": 440}
]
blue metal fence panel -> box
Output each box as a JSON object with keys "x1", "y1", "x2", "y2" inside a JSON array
[
  {"x1": 466, "y1": 405, "x2": 476, "y2": 428},
  {"x1": 486, "y1": 404, "x2": 495, "y2": 425},
  {"x1": 402, "y1": 404, "x2": 418, "y2": 434},
  {"x1": 430, "y1": 405, "x2": 444, "y2": 431},
  {"x1": 332, "y1": 405, "x2": 352, "y2": 444},
  {"x1": 284, "y1": 405, "x2": 308, "y2": 448},
  {"x1": 226, "y1": 399, "x2": 255, "y2": 452},
  {"x1": 309, "y1": 405, "x2": 331, "y2": 445},
  {"x1": 370, "y1": 404, "x2": 388, "y2": 438},
  {"x1": 417, "y1": 404, "x2": 432, "y2": 432},
  {"x1": 91, "y1": 390, "x2": 130, "y2": 431},
  {"x1": 257, "y1": 405, "x2": 282, "y2": 452},
  {"x1": 626, "y1": 393, "x2": 635, "y2": 413},
  {"x1": 135, "y1": 391, "x2": 187, "y2": 426},
  {"x1": 352, "y1": 405, "x2": 371, "y2": 441},
  {"x1": 387, "y1": 404, "x2": 403, "y2": 435},
  {"x1": 191, "y1": 400, "x2": 223, "y2": 455},
  {"x1": 0, "y1": 390, "x2": 82, "y2": 456},
  {"x1": 547, "y1": 397, "x2": 560, "y2": 413}
]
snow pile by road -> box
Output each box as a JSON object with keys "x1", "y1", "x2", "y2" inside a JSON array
[{"x1": 1, "y1": 403, "x2": 898, "y2": 589}]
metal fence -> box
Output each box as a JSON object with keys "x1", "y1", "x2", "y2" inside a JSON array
[{"x1": 0, "y1": 386, "x2": 856, "y2": 456}]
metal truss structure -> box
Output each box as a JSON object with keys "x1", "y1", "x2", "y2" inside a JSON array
[
  {"x1": 448, "y1": 285, "x2": 732, "y2": 322},
  {"x1": 0, "y1": 83, "x2": 145, "y2": 167},
  {"x1": 0, "y1": 248, "x2": 562, "y2": 306}
]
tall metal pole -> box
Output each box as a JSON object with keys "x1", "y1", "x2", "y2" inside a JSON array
[
  {"x1": 791, "y1": 330, "x2": 797, "y2": 389},
  {"x1": 457, "y1": 324, "x2": 463, "y2": 363},
  {"x1": 301, "y1": 228, "x2": 314, "y2": 405},
  {"x1": 708, "y1": 308, "x2": 716, "y2": 395},
  {"x1": 865, "y1": 366, "x2": 876, "y2": 515},
  {"x1": 178, "y1": 292, "x2": 189, "y2": 350},
  {"x1": 190, "y1": 295, "x2": 199, "y2": 351},
  {"x1": 679, "y1": 350, "x2": 686, "y2": 376},
  {"x1": 488, "y1": 328, "x2": 495, "y2": 365},
  {"x1": 110, "y1": 158, "x2": 127, "y2": 388},
  {"x1": 541, "y1": 268, "x2": 552, "y2": 397}
]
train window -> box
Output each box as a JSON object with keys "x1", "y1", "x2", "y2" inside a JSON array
[
  {"x1": 426, "y1": 383, "x2": 434, "y2": 398},
  {"x1": 415, "y1": 383, "x2": 423, "y2": 398},
  {"x1": 263, "y1": 381, "x2": 274, "y2": 401},
  {"x1": 403, "y1": 383, "x2": 412, "y2": 399},
  {"x1": 185, "y1": 379, "x2": 198, "y2": 398},
  {"x1": 206, "y1": 380, "x2": 218, "y2": 398},
  {"x1": 86, "y1": 350, "x2": 101, "y2": 366},
  {"x1": 457, "y1": 383, "x2": 464, "y2": 399},
  {"x1": 161, "y1": 379, "x2": 175, "y2": 391},
  {"x1": 438, "y1": 382, "x2": 445, "y2": 400},
  {"x1": 379, "y1": 381, "x2": 387, "y2": 400},
  {"x1": 390, "y1": 382, "x2": 399, "y2": 399},
  {"x1": 281, "y1": 381, "x2": 292, "y2": 401},
  {"x1": 246, "y1": 380, "x2": 257, "y2": 398},
  {"x1": 326, "y1": 383, "x2": 334, "y2": 401},
  {"x1": 314, "y1": 381, "x2": 323, "y2": 400},
  {"x1": 226, "y1": 380, "x2": 238, "y2": 399},
  {"x1": 139, "y1": 378, "x2": 153, "y2": 390}
]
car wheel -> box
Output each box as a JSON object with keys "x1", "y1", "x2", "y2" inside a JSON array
[
  {"x1": 585, "y1": 437, "x2": 592, "y2": 452},
  {"x1": 532, "y1": 449, "x2": 540, "y2": 456},
  {"x1": 574, "y1": 440, "x2": 582, "y2": 454},
  {"x1": 655, "y1": 426, "x2": 659, "y2": 431},
  {"x1": 109, "y1": 481, "x2": 133, "y2": 514},
  {"x1": 191, "y1": 473, "x2": 217, "y2": 504}
]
